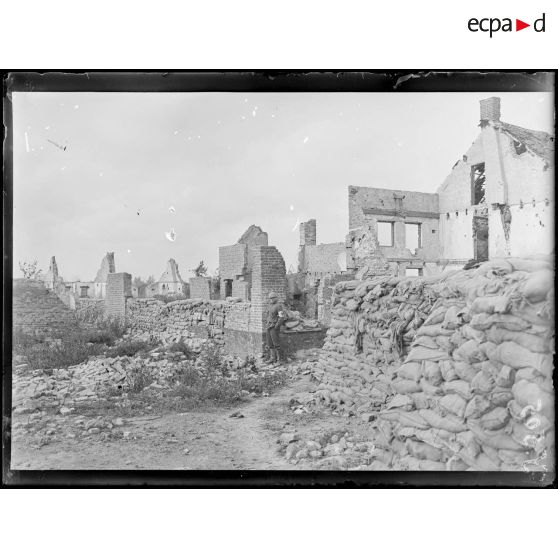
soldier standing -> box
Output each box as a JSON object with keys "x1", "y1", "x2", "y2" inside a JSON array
[{"x1": 263, "y1": 291, "x2": 286, "y2": 364}]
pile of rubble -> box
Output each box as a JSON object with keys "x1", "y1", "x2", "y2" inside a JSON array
[{"x1": 296, "y1": 256, "x2": 555, "y2": 471}]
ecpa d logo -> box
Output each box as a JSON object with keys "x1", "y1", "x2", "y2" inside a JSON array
[{"x1": 468, "y1": 13, "x2": 546, "y2": 37}]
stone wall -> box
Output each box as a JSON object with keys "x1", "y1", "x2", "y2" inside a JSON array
[
  {"x1": 126, "y1": 297, "x2": 264, "y2": 358},
  {"x1": 311, "y1": 256, "x2": 554, "y2": 471},
  {"x1": 13, "y1": 280, "x2": 80, "y2": 338}
]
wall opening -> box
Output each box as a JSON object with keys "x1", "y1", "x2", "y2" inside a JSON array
[
  {"x1": 224, "y1": 279, "x2": 233, "y2": 298},
  {"x1": 80, "y1": 285, "x2": 89, "y2": 298},
  {"x1": 473, "y1": 215, "x2": 489, "y2": 262},
  {"x1": 377, "y1": 221, "x2": 394, "y2": 246},
  {"x1": 471, "y1": 162, "x2": 486, "y2": 205},
  {"x1": 405, "y1": 223, "x2": 421, "y2": 251}
]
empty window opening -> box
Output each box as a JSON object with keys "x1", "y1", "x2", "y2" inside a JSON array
[
  {"x1": 405, "y1": 223, "x2": 422, "y2": 251},
  {"x1": 224, "y1": 279, "x2": 233, "y2": 298},
  {"x1": 432, "y1": 229, "x2": 436, "y2": 234},
  {"x1": 471, "y1": 163, "x2": 486, "y2": 205},
  {"x1": 377, "y1": 221, "x2": 394, "y2": 246},
  {"x1": 513, "y1": 140, "x2": 527, "y2": 155},
  {"x1": 80, "y1": 285, "x2": 89, "y2": 298},
  {"x1": 405, "y1": 268, "x2": 422, "y2": 277},
  {"x1": 446, "y1": 213, "x2": 450, "y2": 220},
  {"x1": 293, "y1": 293, "x2": 302, "y2": 301}
]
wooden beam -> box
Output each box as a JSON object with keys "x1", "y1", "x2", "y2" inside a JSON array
[{"x1": 362, "y1": 208, "x2": 439, "y2": 220}]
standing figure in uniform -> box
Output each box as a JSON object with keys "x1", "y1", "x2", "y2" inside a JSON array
[{"x1": 264, "y1": 291, "x2": 286, "y2": 364}]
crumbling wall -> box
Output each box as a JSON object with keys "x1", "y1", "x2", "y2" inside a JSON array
[
  {"x1": 13, "y1": 280, "x2": 80, "y2": 337},
  {"x1": 249, "y1": 245, "x2": 287, "y2": 332},
  {"x1": 311, "y1": 257, "x2": 555, "y2": 471},
  {"x1": 126, "y1": 298, "x2": 262, "y2": 357}
]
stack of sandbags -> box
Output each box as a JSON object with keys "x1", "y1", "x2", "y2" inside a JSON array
[
  {"x1": 373, "y1": 256, "x2": 554, "y2": 471},
  {"x1": 310, "y1": 275, "x2": 440, "y2": 415}
]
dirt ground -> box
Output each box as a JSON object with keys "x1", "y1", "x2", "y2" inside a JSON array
[{"x1": 11, "y1": 375, "x2": 374, "y2": 470}]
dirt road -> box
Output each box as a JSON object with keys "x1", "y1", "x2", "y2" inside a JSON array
[{"x1": 11, "y1": 376, "x2": 363, "y2": 470}]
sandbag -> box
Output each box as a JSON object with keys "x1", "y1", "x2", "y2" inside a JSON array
[
  {"x1": 467, "y1": 422, "x2": 524, "y2": 451},
  {"x1": 460, "y1": 324, "x2": 486, "y2": 343},
  {"x1": 471, "y1": 296, "x2": 512, "y2": 315},
  {"x1": 419, "y1": 378, "x2": 444, "y2": 396},
  {"x1": 493, "y1": 342, "x2": 550, "y2": 373},
  {"x1": 419, "y1": 409, "x2": 467, "y2": 433},
  {"x1": 397, "y1": 362, "x2": 422, "y2": 382},
  {"x1": 464, "y1": 395, "x2": 492, "y2": 419},
  {"x1": 393, "y1": 379, "x2": 422, "y2": 394},
  {"x1": 495, "y1": 365, "x2": 515, "y2": 388},
  {"x1": 453, "y1": 339, "x2": 487, "y2": 364},
  {"x1": 441, "y1": 306, "x2": 462, "y2": 330},
  {"x1": 508, "y1": 257, "x2": 552, "y2": 273},
  {"x1": 486, "y1": 327, "x2": 550, "y2": 354},
  {"x1": 422, "y1": 360, "x2": 442, "y2": 386},
  {"x1": 456, "y1": 430, "x2": 481, "y2": 458},
  {"x1": 471, "y1": 369, "x2": 495, "y2": 394},
  {"x1": 490, "y1": 389, "x2": 514, "y2": 408},
  {"x1": 454, "y1": 361, "x2": 478, "y2": 382},
  {"x1": 443, "y1": 380, "x2": 473, "y2": 400},
  {"x1": 416, "y1": 324, "x2": 453, "y2": 337},
  {"x1": 476, "y1": 259, "x2": 514, "y2": 275},
  {"x1": 512, "y1": 380, "x2": 554, "y2": 419},
  {"x1": 440, "y1": 360, "x2": 459, "y2": 382},
  {"x1": 439, "y1": 393, "x2": 467, "y2": 418},
  {"x1": 405, "y1": 347, "x2": 449, "y2": 362},
  {"x1": 479, "y1": 407, "x2": 510, "y2": 430},
  {"x1": 387, "y1": 394, "x2": 415, "y2": 411},
  {"x1": 470, "y1": 313, "x2": 530, "y2": 332},
  {"x1": 406, "y1": 439, "x2": 444, "y2": 462},
  {"x1": 423, "y1": 306, "x2": 446, "y2": 326},
  {"x1": 412, "y1": 336, "x2": 439, "y2": 350},
  {"x1": 410, "y1": 392, "x2": 430, "y2": 410}
]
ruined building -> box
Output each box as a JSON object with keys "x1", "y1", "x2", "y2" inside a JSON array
[
  {"x1": 437, "y1": 96, "x2": 554, "y2": 266},
  {"x1": 149, "y1": 258, "x2": 189, "y2": 296},
  {"x1": 346, "y1": 96, "x2": 554, "y2": 276},
  {"x1": 42, "y1": 256, "x2": 62, "y2": 290},
  {"x1": 218, "y1": 224, "x2": 271, "y2": 301},
  {"x1": 94, "y1": 252, "x2": 115, "y2": 298}
]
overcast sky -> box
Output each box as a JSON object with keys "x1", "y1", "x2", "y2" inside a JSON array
[{"x1": 13, "y1": 91, "x2": 554, "y2": 282}]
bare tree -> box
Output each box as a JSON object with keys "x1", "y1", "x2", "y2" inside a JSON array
[
  {"x1": 191, "y1": 261, "x2": 208, "y2": 277},
  {"x1": 19, "y1": 260, "x2": 42, "y2": 280}
]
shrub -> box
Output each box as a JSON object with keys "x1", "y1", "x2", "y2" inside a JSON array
[
  {"x1": 167, "y1": 339, "x2": 195, "y2": 359},
  {"x1": 153, "y1": 293, "x2": 189, "y2": 304},
  {"x1": 126, "y1": 363, "x2": 155, "y2": 393}
]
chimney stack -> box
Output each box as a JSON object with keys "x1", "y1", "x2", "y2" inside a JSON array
[
  {"x1": 480, "y1": 96, "x2": 501, "y2": 123},
  {"x1": 299, "y1": 219, "x2": 317, "y2": 246}
]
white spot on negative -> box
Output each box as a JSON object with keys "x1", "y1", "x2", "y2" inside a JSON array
[
  {"x1": 289, "y1": 205, "x2": 294, "y2": 211},
  {"x1": 252, "y1": 110, "x2": 256, "y2": 117},
  {"x1": 174, "y1": 130, "x2": 179, "y2": 135},
  {"x1": 303, "y1": 137, "x2": 309, "y2": 144},
  {"x1": 74, "y1": 105, "x2": 79, "y2": 109},
  {"x1": 271, "y1": 114, "x2": 275, "y2": 118},
  {"x1": 168, "y1": 206, "x2": 176, "y2": 213},
  {"x1": 291, "y1": 218, "x2": 300, "y2": 232},
  {"x1": 165, "y1": 228, "x2": 176, "y2": 242},
  {"x1": 45, "y1": 125, "x2": 51, "y2": 130},
  {"x1": 24, "y1": 132, "x2": 30, "y2": 153},
  {"x1": 127, "y1": 249, "x2": 132, "y2": 254}
]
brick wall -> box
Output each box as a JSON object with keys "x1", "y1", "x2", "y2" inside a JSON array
[
  {"x1": 249, "y1": 245, "x2": 287, "y2": 333},
  {"x1": 105, "y1": 273, "x2": 132, "y2": 318},
  {"x1": 302, "y1": 242, "x2": 346, "y2": 273},
  {"x1": 190, "y1": 277, "x2": 211, "y2": 299},
  {"x1": 219, "y1": 244, "x2": 247, "y2": 280}
]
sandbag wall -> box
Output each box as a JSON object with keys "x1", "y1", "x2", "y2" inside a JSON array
[
  {"x1": 313, "y1": 257, "x2": 555, "y2": 471},
  {"x1": 314, "y1": 276, "x2": 438, "y2": 412}
]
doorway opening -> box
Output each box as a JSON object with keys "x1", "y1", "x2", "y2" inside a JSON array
[{"x1": 473, "y1": 215, "x2": 489, "y2": 262}]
